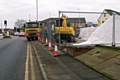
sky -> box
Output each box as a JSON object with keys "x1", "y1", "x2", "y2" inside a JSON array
[{"x1": 0, "y1": 0, "x2": 120, "y2": 29}]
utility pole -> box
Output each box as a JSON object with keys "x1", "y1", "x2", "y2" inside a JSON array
[
  {"x1": 77, "y1": 8, "x2": 80, "y2": 27},
  {"x1": 29, "y1": 14, "x2": 31, "y2": 21},
  {"x1": 36, "y1": 0, "x2": 38, "y2": 21}
]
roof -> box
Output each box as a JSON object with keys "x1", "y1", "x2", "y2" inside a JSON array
[
  {"x1": 39, "y1": 17, "x2": 86, "y2": 23},
  {"x1": 105, "y1": 9, "x2": 120, "y2": 15},
  {"x1": 98, "y1": 9, "x2": 120, "y2": 21},
  {"x1": 67, "y1": 18, "x2": 86, "y2": 23},
  {"x1": 26, "y1": 21, "x2": 39, "y2": 24}
]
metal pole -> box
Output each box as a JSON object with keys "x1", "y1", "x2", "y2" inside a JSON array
[
  {"x1": 77, "y1": 9, "x2": 80, "y2": 27},
  {"x1": 59, "y1": 11, "x2": 102, "y2": 14},
  {"x1": 29, "y1": 14, "x2": 31, "y2": 21},
  {"x1": 112, "y1": 12, "x2": 115, "y2": 47},
  {"x1": 36, "y1": 0, "x2": 38, "y2": 21},
  {"x1": 49, "y1": 13, "x2": 51, "y2": 42},
  {"x1": 58, "y1": 11, "x2": 61, "y2": 47}
]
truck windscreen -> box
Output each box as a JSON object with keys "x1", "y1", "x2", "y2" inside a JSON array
[{"x1": 26, "y1": 23, "x2": 38, "y2": 28}]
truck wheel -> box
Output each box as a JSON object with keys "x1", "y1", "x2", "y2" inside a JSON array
[
  {"x1": 27, "y1": 38, "x2": 30, "y2": 41},
  {"x1": 32, "y1": 38, "x2": 34, "y2": 40},
  {"x1": 35, "y1": 37, "x2": 38, "y2": 40}
]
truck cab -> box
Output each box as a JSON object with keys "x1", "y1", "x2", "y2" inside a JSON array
[{"x1": 24, "y1": 22, "x2": 40, "y2": 41}]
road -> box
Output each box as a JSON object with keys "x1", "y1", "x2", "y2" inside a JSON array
[
  {"x1": 0, "y1": 36, "x2": 112, "y2": 80},
  {"x1": 0, "y1": 36, "x2": 27, "y2": 80}
]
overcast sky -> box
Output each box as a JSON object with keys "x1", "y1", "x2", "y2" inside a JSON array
[{"x1": 0, "y1": 0, "x2": 120, "y2": 28}]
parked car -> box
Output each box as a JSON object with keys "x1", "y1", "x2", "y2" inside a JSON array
[
  {"x1": 14, "y1": 32, "x2": 19, "y2": 36},
  {"x1": 19, "y1": 32, "x2": 25, "y2": 37}
]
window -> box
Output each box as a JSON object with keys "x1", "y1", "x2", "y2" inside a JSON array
[
  {"x1": 102, "y1": 21, "x2": 104, "y2": 23},
  {"x1": 26, "y1": 23, "x2": 38, "y2": 28},
  {"x1": 104, "y1": 13, "x2": 106, "y2": 17},
  {"x1": 56, "y1": 19, "x2": 63, "y2": 27}
]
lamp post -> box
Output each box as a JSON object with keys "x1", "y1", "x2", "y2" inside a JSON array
[
  {"x1": 29, "y1": 14, "x2": 31, "y2": 21},
  {"x1": 77, "y1": 9, "x2": 80, "y2": 27},
  {"x1": 36, "y1": 0, "x2": 38, "y2": 21}
]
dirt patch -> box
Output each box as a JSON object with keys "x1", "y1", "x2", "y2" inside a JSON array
[{"x1": 98, "y1": 52, "x2": 119, "y2": 60}]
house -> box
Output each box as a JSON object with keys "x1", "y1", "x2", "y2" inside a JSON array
[
  {"x1": 68, "y1": 18, "x2": 86, "y2": 28},
  {"x1": 87, "y1": 22, "x2": 94, "y2": 27},
  {"x1": 0, "y1": 28, "x2": 14, "y2": 35},
  {"x1": 98, "y1": 9, "x2": 120, "y2": 26}
]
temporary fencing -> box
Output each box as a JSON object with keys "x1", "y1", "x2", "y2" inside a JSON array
[{"x1": 45, "y1": 38, "x2": 49, "y2": 46}]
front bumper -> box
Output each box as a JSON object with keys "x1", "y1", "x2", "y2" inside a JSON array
[{"x1": 26, "y1": 35, "x2": 38, "y2": 38}]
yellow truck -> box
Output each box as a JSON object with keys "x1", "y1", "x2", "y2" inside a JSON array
[
  {"x1": 54, "y1": 14, "x2": 75, "y2": 43},
  {"x1": 24, "y1": 21, "x2": 40, "y2": 41}
]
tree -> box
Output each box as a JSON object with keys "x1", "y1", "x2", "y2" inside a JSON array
[{"x1": 14, "y1": 19, "x2": 26, "y2": 32}]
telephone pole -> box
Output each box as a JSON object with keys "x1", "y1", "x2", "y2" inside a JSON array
[{"x1": 36, "y1": 0, "x2": 38, "y2": 21}]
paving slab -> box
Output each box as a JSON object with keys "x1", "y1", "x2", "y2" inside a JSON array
[
  {"x1": 93, "y1": 58, "x2": 120, "y2": 70},
  {"x1": 87, "y1": 47, "x2": 102, "y2": 55},
  {"x1": 101, "y1": 64, "x2": 120, "y2": 80},
  {"x1": 75, "y1": 53, "x2": 104, "y2": 67},
  {"x1": 74, "y1": 46, "x2": 120, "y2": 80},
  {"x1": 84, "y1": 56, "x2": 104, "y2": 67},
  {"x1": 116, "y1": 55, "x2": 120, "y2": 60},
  {"x1": 75, "y1": 53, "x2": 90, "y2": 62}
]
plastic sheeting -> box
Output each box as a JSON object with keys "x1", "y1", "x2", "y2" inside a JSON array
[
  {"x1": 79, "y1": 26, "x2": 98, "y2": 40},
  {"x1": 73, "y1": 15, "x2": 120, "y2": 47}
]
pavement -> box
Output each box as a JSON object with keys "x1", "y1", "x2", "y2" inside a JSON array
[
  {"x1": 64, "y1": 46, "x2": 120, "y2": 80},
  {"x1": 34, "y1": 41, "x2": 111, "y2": 80}
]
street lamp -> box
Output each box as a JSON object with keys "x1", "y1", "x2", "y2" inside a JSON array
[
  {"x1": 36, "y1": 0, "x2": 38, "y2": 21},
  {"x1": 29, "y1": 14, "x2": 31, "y2": 21},
  {"x1": 77, "y1": 9, "x2": 80, "y2": 27}
]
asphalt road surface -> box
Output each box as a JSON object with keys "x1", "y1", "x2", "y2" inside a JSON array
[
  {"x1": 0, "y1": 36, "x2": 27, "y2": 80},
  {"x1": 0, "y1": 36, "x2": 44, "y2": 80}
]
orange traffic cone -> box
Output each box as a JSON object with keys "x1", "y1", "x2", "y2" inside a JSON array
[
  {"x1": 54, "y1": 42, "x2": 58, "y2": 57},
  {"x1": 45, "y1": 38, "x2": 48, "y2": 46},
  {"x1": 41, "y1": 37, "x2": 44, "y2": 44},
  {"x1": 48, "y1": 40, "x2": 53, "y2": 51}
]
